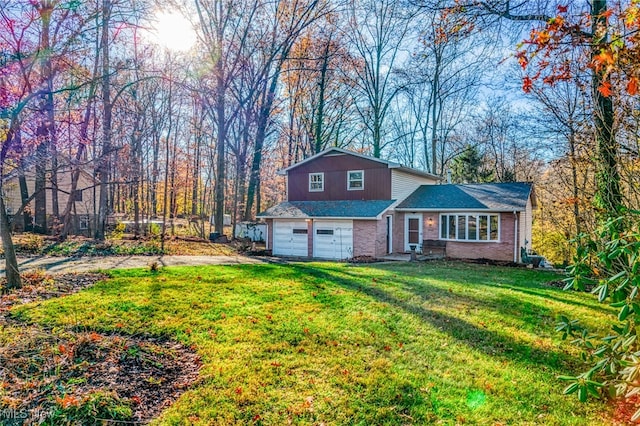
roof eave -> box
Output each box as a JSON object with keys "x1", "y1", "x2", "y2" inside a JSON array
[
  {"x1": 278, "y1": 147, "x2": 392, "y2": 174},
  {"x1": 394, "y1": 207, "x2": 525, "y2": 212},
  {"x1": 390, "y1": 166, "x2": 442, "y2": 181},
  {"x1": 259, "y1": 215, "x2": 381, "y2": 220}
]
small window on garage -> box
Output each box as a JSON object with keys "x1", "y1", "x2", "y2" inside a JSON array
[
  {"x1": 292, "y1": 228, "x2": 307, "y2": 234},
  {"x1": 347, "y1": 170, "x2": 364, "y2": 190},
  {"x1": 309, "y1": 173, "x2": 324, "y2": 192},
  {"x1": 316, "y1": 229, "x2": 334, "y2": 235}
]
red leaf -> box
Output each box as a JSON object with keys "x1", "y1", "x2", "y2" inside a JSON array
[
  {"x1": 598, "y1": 81, "x2": 613, "y2": 97},
  {"x1": 628, "y1": 77, "x2": 639, "y2": 95},
  {"x1": 557, "y1": 5, "x2": 568, "y2": 13},
  {"x1": 522, "y1": 76, "x2": 533, "y2": 93},
  {"x1": 517, "y1": 55, "x2": 528, "y2": 70}
]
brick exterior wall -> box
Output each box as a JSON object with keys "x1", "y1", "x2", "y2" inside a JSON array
[
  {"x1": 393, "y1": 212, "x2": 404, "y2": 253},
  {"x1": 353, "y1": 211, "x2": 396, "y2": 258},
  {"x1": 423, "y1": 214, "x2": 439, "y2": 240},
  {"x1": 352, "y1": 220, "x2": 377, "y2": 257},
  {"x1": 271, "y1": 211, "x2": 519, "y2": 261},
  {"x1": 307, "y1": 219, "x2": 313, "y2": 257},
  {"x1": 440, "y1": 213, "x2": 518, "y2": 262}
]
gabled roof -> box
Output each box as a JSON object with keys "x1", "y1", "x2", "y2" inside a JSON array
[
  {"x1": 257, "y1": 199, "x2": 395, "y2": 220},
  {"x1": 3, "y1": 153, "x2": 97, "y2": 183},
  {"x1": 277, "y1": 147, "x2": 441, "y2": 181},
  {"x1": 396, "y1": 182, "x2": 535, "y2": 212}
]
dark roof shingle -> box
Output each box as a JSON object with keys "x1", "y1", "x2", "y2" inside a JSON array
[
  {"x1": 258, "y1": 199, "x2": 395, "y2": 219},
  {"x1": 397, "y1": 182, "x2": 533, "y2": 211}
]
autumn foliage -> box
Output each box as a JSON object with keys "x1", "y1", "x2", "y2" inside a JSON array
[{"x1": 517, "y1": 4, "x2": 640, "y2": 96}]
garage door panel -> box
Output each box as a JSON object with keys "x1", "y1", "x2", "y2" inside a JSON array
[
  {"x1": 313, "y1": 220, "x2": 353, "y2": 260},
  {"x1": 273, "y1": 220, "x2": 308, "y2": 257}
]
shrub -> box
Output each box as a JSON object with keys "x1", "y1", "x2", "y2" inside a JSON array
[
  {"x1": 532, "y1": 227, "x2": 573, "y2": 267},
  {"x1": 560, "y1": 210, "x2": 640, "y2": 421},
  {"x1": 16, "y1": 233, "x2": 45, "y2": 254},
  {"x1": 148, "y1": 223, "x2": 161, "y2": 238},
  {"x1": 109, "y1": 222, "x2": 126, "y2": 240}
]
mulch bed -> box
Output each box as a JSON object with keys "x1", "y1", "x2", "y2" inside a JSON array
[
  {"x1": 348, "y1": 255, "x2": 380, "y2": 264},
  {"x1": 0, "y1": 273, "x2": 201, "y2": 424}
]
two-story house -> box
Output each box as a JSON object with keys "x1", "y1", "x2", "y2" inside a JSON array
[
  {"x1": 258, "y1": 148, "x2": 536, "y2": 262},
  {"x1": 3, "y1": 158, "x2": 100, "y2": 235}
]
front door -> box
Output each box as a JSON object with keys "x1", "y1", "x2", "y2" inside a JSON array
[{"x1": 404, "y1": 214, "x2": 423, "y2": 252}]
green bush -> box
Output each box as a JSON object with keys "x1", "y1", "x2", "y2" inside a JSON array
[
  {"x1": 148, "y1": 223, "x2": 161, "y2": 238},
  {"x1": 532, "y1": 227, "x2": 573, "y2": 267},
  {"x1": 109, "y1": 222, "x2": 126, "y2": 240},
  {"x1": 561, "y1": 210, "x2": 640, "y2": 421}
]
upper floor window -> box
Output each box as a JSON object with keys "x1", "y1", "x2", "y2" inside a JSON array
[
  {"x1": 309, "y1": 172, "x2": 324, "y2": 192},
  {"x1": 347, "y1": 170, "x2": 364, "y2": 190}
]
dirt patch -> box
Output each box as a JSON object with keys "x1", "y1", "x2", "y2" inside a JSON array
[
  {"x1": 0, "y1": 273, "x2": 201, "y2": 425},
  {"x1": 4, "y1": 233, "x2": 238, "y2": 257}
]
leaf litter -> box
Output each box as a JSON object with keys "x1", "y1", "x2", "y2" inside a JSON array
[{"x1": 0, "y1": 272, "x2": 201, "y2": 424}]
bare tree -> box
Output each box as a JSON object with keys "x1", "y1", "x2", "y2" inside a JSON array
[{"x1": 346, "y1": 0, "x2": 413, "y2": 158}]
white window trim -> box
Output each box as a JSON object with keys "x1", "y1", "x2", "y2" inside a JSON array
[
  {"x1": 79, "y1": 215, "x2": 89, "y2": 230},
  {"x1": 439, "y1": 213, "x2": 500, "y2": 242},
  {"x1": 309, "y1": 172, "x2": 324, "y2": 192},
  {"x1": 347, "y1": 170, "x2": 364, "y2": 191}
]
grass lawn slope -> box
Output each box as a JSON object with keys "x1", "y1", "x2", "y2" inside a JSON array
[{"x1": 12, "y1": 261, "x2": 612, "y2": 425}]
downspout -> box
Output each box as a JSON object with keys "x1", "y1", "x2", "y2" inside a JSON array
[{"x1": 513, "y1": 211, "x2": 518, "y2": 263}]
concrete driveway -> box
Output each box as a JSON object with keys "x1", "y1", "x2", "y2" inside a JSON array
[{"x1": 0, "y1": 255, "x2": 267, "y2": 276}]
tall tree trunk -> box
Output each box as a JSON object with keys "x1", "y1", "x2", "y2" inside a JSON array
[
  {"x1": 214, "y1": 60, "x2": 226, "y2": 234},
  {"x1": 34, "y1": 141, "x2": 47, "y2": 234},
  {"x1": 191, "y1": 127, "x2": 201, "y2": 217},
  {"x1": 151, "y1": 132, "x2": 160, "y2": 218},
  {"x1": 245, "y1": 80, "x2": 274, "y2": 221},
  {"x1": 314, "y1": 38, "x2": 330, "y2": 154},
  {"x1": 95, "y1": 0, "x2": 112, "y2": 240},
  {"x1": 60, "y1": 52, "x2": 99, "y2": 239},
  {"x1": 34, "y1": 1, "x2": 55, "y2": 235},
  {"x1": 429, "y1": 51, "x2": 442, "y2": 175},
  {"x1": 0, "y1": 121, "x2": 22, "y2": 290},
  {"x1": 0, "y1": 196, "x2": 20, "y2": 291},
  {"x1": 591, "y1": 0, "x2": 622, "y2": 218},
  {"x1": 14, "y1": 122, "x2": 32, "y2": 232}
]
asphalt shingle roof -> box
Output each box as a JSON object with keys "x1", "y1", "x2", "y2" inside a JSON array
[
  {"x1": 257, "y1": 199, "x2": 395, "y2": 219},
  {"x1": 397, "y1": 182, "x2": 533, "y2": 211}
]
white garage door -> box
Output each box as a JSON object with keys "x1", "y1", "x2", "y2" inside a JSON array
[
  {"x1": 273, "y1": 220, "x2": 308, "y2": 257},
  {"x1": 313, "y1": 220, "x2": 353, "y2": 259}
]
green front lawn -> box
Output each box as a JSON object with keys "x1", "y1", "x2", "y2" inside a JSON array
[{"x1": 13, "y1": 261, "x2": 612, "y2": 425}]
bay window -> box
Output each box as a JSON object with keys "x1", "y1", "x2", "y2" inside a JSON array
[{"x1": 440, "y1": 213, "x2": 500, "y2": 241}]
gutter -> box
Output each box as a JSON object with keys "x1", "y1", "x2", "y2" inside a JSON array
[
  {"x1": 394, "y1": 208, "x2": 522, "y2": 213},
  {"x1": 257, "y1": 216, "x2": 381, "y2": 221}
]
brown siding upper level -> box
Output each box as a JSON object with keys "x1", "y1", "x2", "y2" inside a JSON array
[{"x1": 287, "y1": 153, "x2": 392, "y2": 201}]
